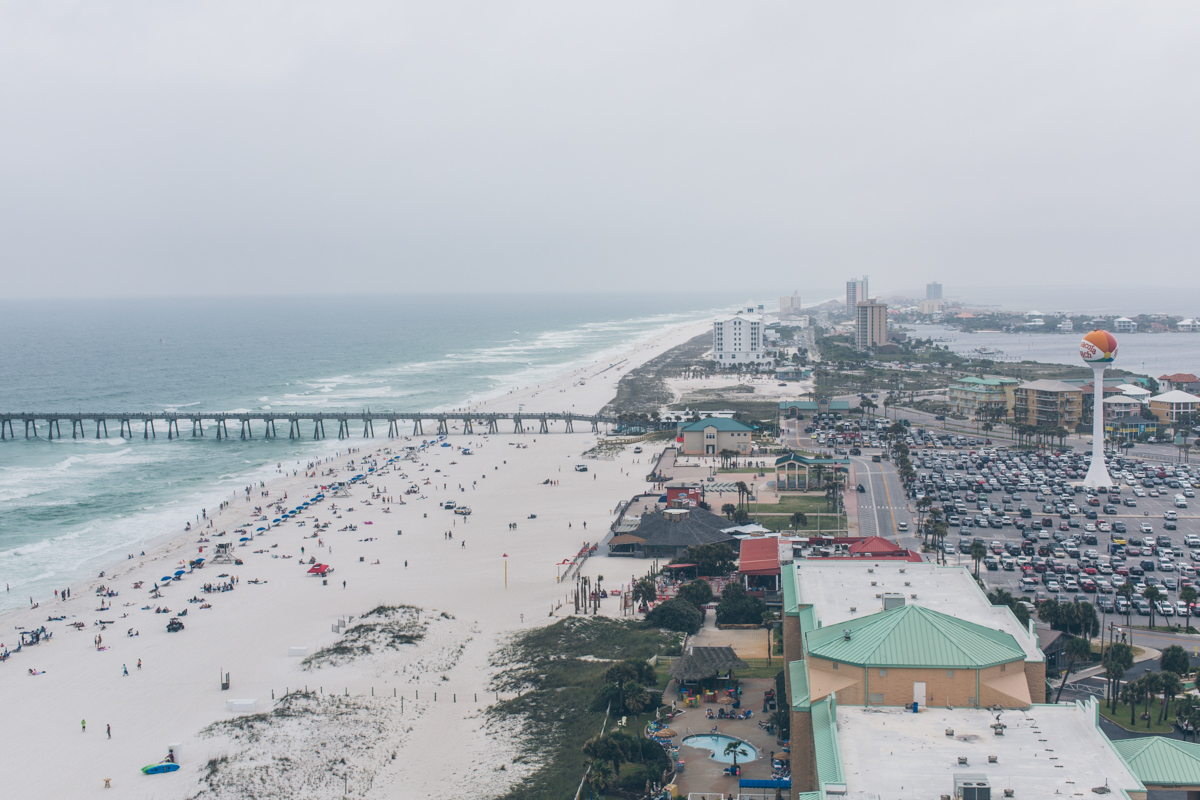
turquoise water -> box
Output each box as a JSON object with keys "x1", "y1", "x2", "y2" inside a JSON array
[
  {"x1": 0, "y1": 294, "x2": 726, "y2": 611},
  {"x1": 681, "y1": 734, "x2": 759, "y2": 763}
]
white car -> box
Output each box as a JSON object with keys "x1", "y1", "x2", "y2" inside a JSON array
[
  {"x1": 1134, "y1": 487, "x2": 1147, "y2": 497},
  {"x1": 1186, "y1": 534, "x2": 1200, "y2": 548},
  {"x1": 1178, "y1": 601, "x2": 1192, "y2": 616},
  {"x1": 897, "y1": 521, "x2": 909, "y2": 532}
]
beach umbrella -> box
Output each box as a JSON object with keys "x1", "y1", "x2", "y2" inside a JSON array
[
  {"x1": 655, "y1": 728, "x2": 677, "y2": 738},
  {"x1": 256, "y1": 527, "x2": 265, "y2": 532},
  {"x1": 161, "y1": 576, "x2": 173, "y2": 582},
  {"x1": 194, "y1": 558, "x2": 204, "y2": 562},
  {"x1": 174, "y1": 569, "x2": 185, "y2": 574},
  {"x1": 307, "y1": 565, "x2": 325, "y2": 574},
  {"x1": 364, "y1": 521, "x2": 373, "y2": 525},
  {"x1": 239, "y1": 537, "x2": 250, "y2": 542},
  {"x1": 273, "y1": 518, "x2": 281, "y2": 523}
]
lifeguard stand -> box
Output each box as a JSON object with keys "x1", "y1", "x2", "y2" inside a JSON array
[{"x1": 210, "y1": 542, "x2": 234, "y2": 564}]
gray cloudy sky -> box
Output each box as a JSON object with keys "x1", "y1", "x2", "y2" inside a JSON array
[{"x1": 1, "y1": 1, "x2": 1197, "y2": 298}]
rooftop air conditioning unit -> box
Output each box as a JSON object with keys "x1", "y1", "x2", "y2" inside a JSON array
[{"x1": 954, "y1": 773, "x2": 991, "y2": 800}]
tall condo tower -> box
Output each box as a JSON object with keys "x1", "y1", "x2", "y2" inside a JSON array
[{"x1": 846, "y1": 276, "x2": 868, "y2": 313}]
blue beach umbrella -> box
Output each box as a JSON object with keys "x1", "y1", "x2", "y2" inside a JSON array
[
  {"x1": 256, "y1": 527, "x2": 265, "y2": 531},
  {"x1": 239, "y1": 537, "x2": 250, "y2": 542},
  {"x1": 272, "y1": 518, "x2": 281, "y2": 523},
  {"x1": 174, "y1": 570, "x2": 185, "y2": 576},
  {"x1": 161, "y1": 576, "x2": 172, "y2": 582}
]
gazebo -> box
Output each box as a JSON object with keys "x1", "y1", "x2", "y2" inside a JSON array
[{"x1": 669, "y1": 646, "x2": 749, "y2": 705}]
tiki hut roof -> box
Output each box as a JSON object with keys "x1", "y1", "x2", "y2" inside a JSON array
[{"x1": 669, "y1": 646, "x2": 749, "y2": 683}]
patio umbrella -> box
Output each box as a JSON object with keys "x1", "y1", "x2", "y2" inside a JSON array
[{"x1": 654, "y1": 728, "x2": 677, "y2": 738}]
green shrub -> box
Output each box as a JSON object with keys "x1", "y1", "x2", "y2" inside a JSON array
[{"x1": 643, "y1": 598, "x2": 703, "y2": 634}]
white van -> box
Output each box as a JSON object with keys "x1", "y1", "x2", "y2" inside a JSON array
[{"x1": 1176, "y1": 494, "x2": 1189, "y2": 508}]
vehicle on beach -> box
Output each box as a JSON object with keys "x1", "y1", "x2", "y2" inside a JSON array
[
  {"x1": 454, "y1": 506, "x2": 472, "y2": 515},
  {"x1": 166, "y1": 618, "x2": 184, "y2": 633},
  {"x1": 633, "y1": 446, "x2": 643, "y2": 454},
  {"x1": 575, "y1": 464, "x2": 588, "y2": 472},
  {"x1": 443, "y1": 501, "x2": 457, "y2": 510}
]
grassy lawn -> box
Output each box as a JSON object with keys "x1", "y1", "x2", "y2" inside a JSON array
[
  {"x1": 752, "y1": 513, "x2": 845, "y2": 533},
  {"x1": 1098, "y1": 700, "x2": 1181, "y2": 733},
  {"x1": 655, "y1": 658, "x2": 784, "y2": 690},
  {"x1": 757, "y1": 495, "x2": 829, "y2": 514},
  {"x1": 717, "y1": 467, "x2": 768, "y2": 474}
]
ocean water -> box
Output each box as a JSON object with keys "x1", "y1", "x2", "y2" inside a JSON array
[
  {"x1": 0, "y1": 294, "x2": 724, "y2": 611},
  {"x1": 907, "y1": 323, "x2": 1200, "y2": 378}
]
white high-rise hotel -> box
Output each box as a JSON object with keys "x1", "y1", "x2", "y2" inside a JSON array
[{"x1": 713, "y1": 314, "x2": 767, "y2": 365}]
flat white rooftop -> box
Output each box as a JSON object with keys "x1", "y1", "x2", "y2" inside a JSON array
[
  {"x1": 794, "y1": 561, "x2": 1043, "y2": 661},
  {"x1": 836, "y1": 702, "x2": 1143, "y2": 799}
]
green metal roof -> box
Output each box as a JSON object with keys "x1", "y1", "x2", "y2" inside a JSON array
[
  {"x1": 779, "y1": 400, "x2": 819, "y2": 410},
  {"x1": 804, "y1": 604, "x2": 1026, "y2": 669},
  {"x1": 1111, "y1": 736, "x2": 1200, "y2": 787},
  {"x1": 782, "y1": 563, "x2": 798, "y2": 617},
  {"x1": 811, "y1": 695, "x2": 845, "y2": 789},
  {"x1": 789, "y1": 659, "x2": 810, "y2": 711},
  {"x1": 797, "y1": 604, "x2": 817, "y2": 638},
  {"x1": 679, "y1": 417, "x2": 753, "y2": 432}
]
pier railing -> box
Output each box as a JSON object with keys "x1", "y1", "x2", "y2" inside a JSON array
[{"x1": 0, "y1": 411, "x2": 618, "y2": 441}]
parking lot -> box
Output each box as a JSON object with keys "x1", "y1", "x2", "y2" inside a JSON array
[{"x1": 924, "y1": 454, "x2": 1200, "y2": 628}]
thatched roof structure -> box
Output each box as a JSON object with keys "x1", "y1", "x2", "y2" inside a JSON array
[{"x1": 669, "y1": 646, "x2": 749, "y2": 683}]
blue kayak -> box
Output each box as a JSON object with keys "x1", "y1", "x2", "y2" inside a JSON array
[{"x1": 142, "y1": 762, "x2": 179, "y2": 775}]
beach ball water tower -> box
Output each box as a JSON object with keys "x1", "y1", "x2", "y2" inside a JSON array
[{"x1": 1079, "y1": 330, "x2": 1118, "y2": 489}]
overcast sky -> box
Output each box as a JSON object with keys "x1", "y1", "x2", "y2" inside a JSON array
[{"x1": 1, "y1": 2, "x2": 1197, "y2": 298}]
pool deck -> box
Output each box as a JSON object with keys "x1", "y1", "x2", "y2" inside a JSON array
[{"x1": 670, "y1": 678, "x2": 785, "y2": 797}]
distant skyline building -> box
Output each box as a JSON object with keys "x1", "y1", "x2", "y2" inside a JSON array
[
  {"x1": 854, "y1": 299, "x2": 887, "y2": 350},
  {"x1": 779, "y1": 291, "x2": 803, "y2": 318},
  {"x1": 926, "y1": 281, "x2": 942, "y2": 300},
  {"x1": 845, "y1": 276, "x2": 868, "y2": 314}
]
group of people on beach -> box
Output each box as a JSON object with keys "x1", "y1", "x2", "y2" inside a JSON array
[{"x1": 202, "y1": 579, "x2": 237, "y2": 593}]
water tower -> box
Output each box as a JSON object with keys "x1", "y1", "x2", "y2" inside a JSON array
[{"x1": 1079, "y1": 330, "x2": 1118, "y2": 489}]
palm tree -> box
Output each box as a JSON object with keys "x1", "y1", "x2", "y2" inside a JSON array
[
  {"x1": 1158, "y1": 671, "x2": 1184, "y2": 725},
  {"x1": 1141, "y1": 673, "x2": 1164, "y2": 728},
  {"x1": 735, "y1": 481, "x2": 750, "y2": 512},
  {"x1": 586, "y1": 759, "x2": 616, "y2": 794},
  {"x1": 631, "y1": 578, "x2": 657, "y2": 613},
  {"x1": 1120, "y1": 680, "x2": 1140, "y2": 727},
  {"x1": 1055, "y1": 637, "x2": 1094, "y2": 703},
  {"x1": 969, "y1": 540, "x2": 988, "y2": 578},
  {"x1": 721, "y1": 503, "x2": 737, "y2": 520},
  {"x1": 1117, "y1": 583, "x2": 1135, "y2": 627},
  {"x1": 1144, "y1": 586, "x2": 1164, "y2": 629},
  {"x1": 1104, "y1": 643, "x2": 1135, "y2": 712},
  {"x1": 790, "y1": 511, "x2": 807, "y2": 530},
  {"x1": 723, "y1": 739, "x2": 750, "y2": 770},
  {"x1": 1182, "y1": 587, "x2": 1198, "y2": 633}
]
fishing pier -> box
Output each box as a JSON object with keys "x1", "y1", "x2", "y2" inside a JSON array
[{"x1": 0, "y1": 412, "x2": 618, "y2": 441}]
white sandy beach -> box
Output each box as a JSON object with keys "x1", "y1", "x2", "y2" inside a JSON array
[{"x1": 0, "y1": 318, "x2": 710, "y2": 799}]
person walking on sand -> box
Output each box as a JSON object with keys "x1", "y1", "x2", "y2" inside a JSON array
[
  {"x1": 123, "y1": 664, "x2": 128, "y2": 676},
  {"x1": 137, "y1": 659, "x2": 142, "y2": 670},
  {"x1": 81, "y1": 719, "x2": 86, "y2": 733},
  {"x1": 107, "y1": 724, "x2": 111, "y2": 739}
]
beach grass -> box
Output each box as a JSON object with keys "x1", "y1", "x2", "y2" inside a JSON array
[{"x1": 488, "y1": 617, "x2": 675, "y2": 800}]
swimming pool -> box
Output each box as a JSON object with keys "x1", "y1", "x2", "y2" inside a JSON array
[{"x1": 680, "y1": 734, "x2": 759, "y2": 763}]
